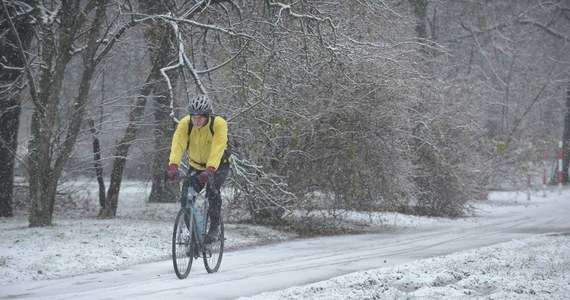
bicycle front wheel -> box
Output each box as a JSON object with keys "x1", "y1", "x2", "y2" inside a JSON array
[
  {"x1": 203, "y1": 215, "x2": 224, "y2": 273},
  {"x1": 172, "y1": 208, "x2": 195, "y2": 279}
]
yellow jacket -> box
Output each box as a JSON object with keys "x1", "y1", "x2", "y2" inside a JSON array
[{"x1": 169, "y1": 115, "x2": 229, "y2": 171}]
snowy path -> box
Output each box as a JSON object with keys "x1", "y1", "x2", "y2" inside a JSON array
[{"x1": 3, "y1": 194, "x2": 570, "y2": 300}]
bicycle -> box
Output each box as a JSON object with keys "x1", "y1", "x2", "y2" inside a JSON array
[{"x1": 172, "y1": 175, "x2": 224, "y2": 279}]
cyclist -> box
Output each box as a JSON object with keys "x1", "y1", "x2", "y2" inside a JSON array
[{"x1": 166, "y1": 94, "x2": 231, "y2": 243}]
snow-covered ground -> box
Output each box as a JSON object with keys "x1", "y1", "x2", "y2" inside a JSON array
[
  {"x1": 238, "y1": 234, "x2": 570, "y2": 300},
  {"x1": 1, "y1": 181, "x2": 570, "y2": 299}
]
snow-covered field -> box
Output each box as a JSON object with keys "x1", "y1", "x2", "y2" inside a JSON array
[{"x1": 1, "y1": 181, "x2": 569, "y2": 299}]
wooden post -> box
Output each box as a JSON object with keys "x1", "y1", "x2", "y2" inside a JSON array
[{"x1": 559, "y1": 141, "x2": 563, "y2": 195}]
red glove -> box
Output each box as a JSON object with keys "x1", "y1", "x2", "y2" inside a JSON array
[
  {"x1": 166, "y1": 164, "x2": 179, "y2": 181},
  {"x1": 199, "y1": 167, "x2": 216, "y2": 184}
]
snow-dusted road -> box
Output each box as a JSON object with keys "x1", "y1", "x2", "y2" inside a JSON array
[{"x1": 3, "y1": 193, "x2": 570, "y2": 300}]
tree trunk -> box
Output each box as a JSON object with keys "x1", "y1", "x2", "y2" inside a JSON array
[
  {"x1": 139, "y1": 0, "x2": 179, "y2": 203},
  {"x1": 98, "y1": 94, "x2": 148, "y2": 218},
  {"x1": 410, "y1": 0, "x2": 428, "y2": 39},
  {"x1": 27, "y1": 34, "x2": 67, "y2": 227},
  {"x1": 87, "y1": 118, "x2": 106, "y2": 208},
  {"x1": 0, "y1": 96, "x2": 20, "y2": 217},
  {"x1": 0, "y1": 0, "x2": 34, "y2": 217},
  {"x1": 409, "y1": 0, "x2": 433, "y2": 56},
  {"x1": 148, "y1": 76, "x2": 178, "y2": 203}
]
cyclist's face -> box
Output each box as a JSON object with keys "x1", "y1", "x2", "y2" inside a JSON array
[{"x1": 191, "y1": 115, "x2": 207, "y2": 128}]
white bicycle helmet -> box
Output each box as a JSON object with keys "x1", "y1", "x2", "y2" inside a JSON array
[{"x1": 187, "y1": 94, "x2": 212, "y2": 116}]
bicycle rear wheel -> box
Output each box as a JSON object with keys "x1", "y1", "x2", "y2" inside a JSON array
[
  {"x1": 172, "y1": 208, "x2": 195, "y2": 279},
  {"x1": 203, "y1": 215, "x2": 224, "y2": 273}
]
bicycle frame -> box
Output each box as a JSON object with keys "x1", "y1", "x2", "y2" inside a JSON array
[{"x1": 185, "y1": 184, "x2": 210, "y2": 247}]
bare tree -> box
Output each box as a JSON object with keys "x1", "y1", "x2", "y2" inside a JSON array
[
  {"x1": 423, "y1": 0, "x2": 570, "y2": 190},
  {"x1": 12, "y1": 1, "x2": 137, "y2": 226}
]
